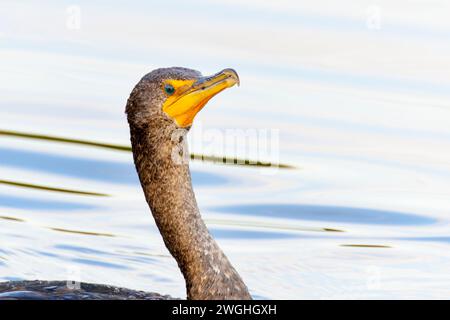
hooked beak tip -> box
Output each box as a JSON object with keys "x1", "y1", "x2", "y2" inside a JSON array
[{"x1": 221, "y1": 68, "x2": 240, "y2": 87}]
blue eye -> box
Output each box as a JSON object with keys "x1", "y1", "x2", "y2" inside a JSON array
[{"x1": 164, "y1": 84, "x2": 175, "y2": 95}]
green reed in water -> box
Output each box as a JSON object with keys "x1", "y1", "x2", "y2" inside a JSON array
[
  {"x1": 0, "y1": 129, "x2": 295, "y2": 169},
  {"x1": 0, "y1": 179, "x2": 108, "y2": 197}
]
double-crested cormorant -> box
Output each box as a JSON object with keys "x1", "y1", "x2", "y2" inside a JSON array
[{"x1": 0, "y1": 67, "x2": 252, "y2": 300}]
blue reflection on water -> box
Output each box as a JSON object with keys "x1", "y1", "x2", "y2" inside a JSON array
[
  {"x1": 71, "y1": 258, "x2": 131, "y2": 270},
  {"x1": 400, "y1": 237, "x2": 450, "y2": 244},
  {"x1": 192, "y1": 171, "x2": 229, "y2": 187},
  {"x1": 0, "y1": 147, "x2": 137, "y2": 184},
  {"x1": 211, "y1": 204, "x2": 435, "y2": 226},
  {"x1": 34, "y1": 251, "x2": 60, "y2": 258},
  {"x1": 0, "y1": 194, "x2": 95, "y2": 211},
  {"x1": 0, "y1": 147, "x2": 228, "y2": 186},
  {"x1": 210, "y1": 228, "x2": 299, "y2": 239},
  {"x1": 55, "y1": 244, "x2": 107, "y2": 255}
]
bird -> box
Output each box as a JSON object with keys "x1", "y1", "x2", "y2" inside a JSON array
[{"x1": 0, "y1": 67, "x2": 252, "y2": 300}]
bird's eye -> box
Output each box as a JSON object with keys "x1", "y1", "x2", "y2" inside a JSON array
[{"x1": 164, "y1": 84, "x2": 175, "y2": 95}]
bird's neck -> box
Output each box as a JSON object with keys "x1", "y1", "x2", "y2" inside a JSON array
[{"x1": 130, "y1": 124, "x2": 251, "y2": 300}]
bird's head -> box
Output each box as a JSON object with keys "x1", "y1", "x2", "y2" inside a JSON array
[{"x1": 126, "y1": 67, "x2": 239, "y2": 130}]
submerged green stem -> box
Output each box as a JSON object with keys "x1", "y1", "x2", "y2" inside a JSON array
[
  {"x1": 0, "y1": 179, "x2": 108, "y2": 197},
  {"x1": 0, "y1": 129, "x2": 296, "y2": 169}
]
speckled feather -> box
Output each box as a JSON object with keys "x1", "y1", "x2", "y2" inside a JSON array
[{"x1": 126, "y1": 67, "x2": 252, "y2": 300}]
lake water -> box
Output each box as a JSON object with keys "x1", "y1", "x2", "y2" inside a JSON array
[{"x1": 1, "y1": 0, "x2": 450, "y2": 299}]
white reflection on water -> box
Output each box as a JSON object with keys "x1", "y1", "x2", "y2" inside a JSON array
[{"x1": 1, "y1": 0, "x2": 450, "y2": 299}]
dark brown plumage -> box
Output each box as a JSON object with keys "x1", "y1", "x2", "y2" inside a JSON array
[{"x1": 126, "y1": 67, "x2": 252, "y2": 300}]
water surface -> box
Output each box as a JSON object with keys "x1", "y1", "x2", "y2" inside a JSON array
[{"x1": 1, "y1": 0, "x2": 450, "y2": 299}]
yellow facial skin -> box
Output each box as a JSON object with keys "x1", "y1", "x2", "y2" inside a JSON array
[{"x1": 162, "y1": 69, "x2": 240, "y2": 128}]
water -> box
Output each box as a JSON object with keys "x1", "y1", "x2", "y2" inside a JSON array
[{"x1": 1, "y1": 0, "x2": 450, "y2": 299}]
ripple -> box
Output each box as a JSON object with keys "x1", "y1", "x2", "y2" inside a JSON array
[
  {"x1": 0, "y1": 146, "x2": 138, "y2": 184},
  {"x1": 129, "y1": 251, "x2": 171, "y2": 259},
  {"x1": 0, "y1": 147, "x2": 228, "y2": 186},
  {"x1": 211, "y1": 204, "x2": 435, "y2": 226},
  {"x1": 340, "y1": 244, "x2": 392, "y2": 248},
  {"x1": 0, "y1": 194, "x2": 96, "y2": 211},
  {"x1": 52, "y1": 245, "x2": 158, "y2": 264},
  {"x1": 50, "y1": 228, "x2": 115, "y2": 237},
  {"x1": 0, "y1": 179, "x2": 108, "y2": 197},
  {"x1": 0, "y1": 215, "x2": 25, "y2": 222},
  {"x1": 33, "y1": 250, "x2": 60, "y2": 258},
  {"x1": 71, "y1": 258, "x2": 131, "y2": 270},
  {"x1": 0, "y1": 129, "x2": 295, "y2": 169},
  {"x1": 191, "y1": 171, "x2": 229, "y2": 186},
  {"x1": 54, "y1": 244, "x2": 108, "y2": 255},
  {"x1": 206, "y1": 218, "x2": 345, "y2": 233},
  {"x1": 210, "y1": 228, "x2": 299, "y2": 239},
  {"x1": 399, "y1": 237, "x2": 450, "y2": 244}
]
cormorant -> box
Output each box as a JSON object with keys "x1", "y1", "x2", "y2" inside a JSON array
[{"x1": 0, "y1": 67, "x2": 252, "y2": 300}]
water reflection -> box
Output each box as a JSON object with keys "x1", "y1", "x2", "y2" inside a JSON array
[
  {"x1": 212, "y1": 204, "x2": 435, "y2": 226},
  {"x1": 0, "y1": 129, "x2": 131, "y2": 152},
  {"x1": 0, "y1": 147, "x2": 228, "y2": 186},
  {"x1": 0, "y1": 179, "x2": 108, "y2": 197},
  {"x1": 71, "y1": 258, "x2": 131, "y2": 270},
  {"x1": 0, "y1": 146, "x2": 138, "y2": 184},
  {"x1": 54, "y1": 244, "x2": 109, "y2": 256},
  {"x1": 1, "y1": 0, "x2": 450, "y2": 299},
  {"x1": 206, "y1": 218, "x2": 345, "y2": 233},
  {"x1": 400, "y1": 237, "x2": 450, "y2": 244},
  {"x1": 0, "y1": 194, "x2": 96, "y2": 211},
  {"x1": 210, "y1": 228, "x2": 299, "y2": 239},
  {"x1": 0, "y1": 216, "x2": 25, "y2": 222},
  {"x1": 33, "y1": 251, "x2": 60, "y2": 259},
  {"x1": 0, "y1": 130, "x2": 295, "y2": 169},
  {"x1": 340, "y1": 244, "x2": 392, "y2": 248},
  {"x1": 49, "y1": 228, "x2": 115, "y2": 237}
]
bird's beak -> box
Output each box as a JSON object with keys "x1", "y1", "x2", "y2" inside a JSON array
[{"x1": 163, "y1": 68, "x2": 240, "y2": 128}]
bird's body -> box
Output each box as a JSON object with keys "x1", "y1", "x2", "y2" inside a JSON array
[
  {"x1": 0, "y1": 280, "x2": 173, "y2": 300},
  {"x1": 0, "y1": 67, "x2": 251, "y2": 300}
]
